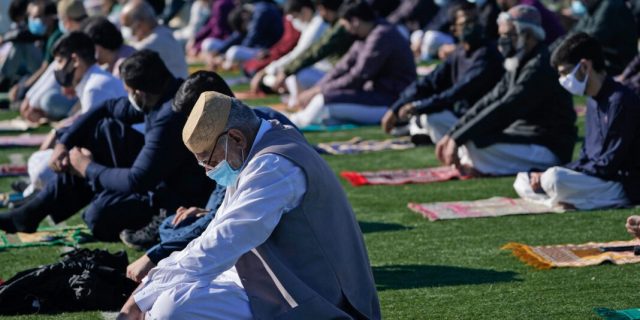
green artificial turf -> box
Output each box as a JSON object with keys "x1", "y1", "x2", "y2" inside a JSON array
[{"x1": 0, "y1": 92, "x2": 635, "y2": 319}]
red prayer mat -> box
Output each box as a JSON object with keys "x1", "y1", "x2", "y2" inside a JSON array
[
  {"x1": 0, "y1": 164, "x2": 27, "y2": 177},
  {"x1": 408, "y1": 197, "x2": 561, "y2": 221},
  {"x1": 341, "y1": 166, "x2": 464, "y2": 186}
]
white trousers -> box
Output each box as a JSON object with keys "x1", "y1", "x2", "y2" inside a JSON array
[
  {"x1": 144, "y1": 280, "x2": 252, "y2": 320},
  {"x1": 271, "y1": 67, "x2": 325, "y2": 107},
  {"x1": 417, "y1": 110, "x2": 560, "y2": 175},
  {"x1": 289, "y1": 93, "x2": 387, "y2": 127},
  {"x1": 513, "y1": 167, "x2": 630, "y2": 210},
  {"x1": 23, "y1": 149, "x2": 55, "y2": 197}
]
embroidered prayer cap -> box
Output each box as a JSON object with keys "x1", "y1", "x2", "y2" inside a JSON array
[
  {"x1": 497, "y1": 4, "x2": 545, "y2": 40},
  {"x1": 58, "y1": 0, "x2": 87, "y2": 20},
  {"x1": 182, "y1": 91, "x2": 233, "y2": 154}
]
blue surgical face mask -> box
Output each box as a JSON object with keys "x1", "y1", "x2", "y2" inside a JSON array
[
  {"x1": 434, "y1": 0, "x2": 449, "y2": 7},
  {"x1": 205, "y1": 135, "x2": 244, "y2": 187},
  {"x1": 58, "y1": 19, "x2": 67, "y2": 34},
  {"x1": 571, "y1": 0, "x2": 587, "y2": 17},
  {"x1": 28, "y1": 17, "x2": 47, "y2": 36}
]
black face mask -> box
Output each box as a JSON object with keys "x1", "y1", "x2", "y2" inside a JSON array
[
  {"x1": 459, "y1": 24, "x2": 484, "y2": 47},
  {"x1": 497, "y1": 36, "x2": 516, "y2": 58},
  {"x1": 54, "y1": 59, "x2": 76, "y2": 88}
]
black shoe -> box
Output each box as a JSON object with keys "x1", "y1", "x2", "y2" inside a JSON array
[
  {"x1": 119, "y1": 210, "x2": 166, "y2": 250},
  {"x1": 11, "y1": 179, "x2": 29, "y2": 193},
  {"x1": 410, "y1": 134, "x2": 433, "y2": 146}
]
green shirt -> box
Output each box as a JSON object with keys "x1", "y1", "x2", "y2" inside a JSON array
[
  {"x1": 282, "y1": 23, "x2": 355, "y2": 76},
  {"x1": 43, "y1": 28, "x2": 63, "y2": 63}
]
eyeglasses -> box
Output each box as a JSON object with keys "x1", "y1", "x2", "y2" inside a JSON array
[{"x1": 197, "y1": 131, "x2": 228, "y2": 169}]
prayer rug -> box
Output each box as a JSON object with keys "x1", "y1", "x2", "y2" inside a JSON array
[
  {"x1": 0, "y1": 225, "x2": 92, "y2": 250},
  {"x1": 316, "y1": 137, "x2": 415, "y2": 155},
  {"x1": 417, "y1": 64, "x2": 437, "y2": 76},
  {"x1": 0, "y1": 134, "x2": 47, "y2": 147},
  {"x1": 0, "y1": 118, "x2": 40, "y2": 132},
  {"x1": 235, "y1": 91, "x2": 271, "y2": 100},
  {"x1": 408, "y1": 197, "x2": 560, "y2": 221},
  {"x1": 595, "y1": 307, "x2": 640, "y2": 320},
  {"x1": 301, "y1": 123, "x2": 359, "y2": 132},
  {"x1": 0, "y1": 164, "x2": 27, "y2": 177},
  {"x1": 341, "y1": 165, "x2": 463, "y2": 186},
  {"x1": 502, "y1": 239, "x2": 640, "y2": 269},
  {"x1": 575, "y1": 105, "x2": 586, "y2": 116}
]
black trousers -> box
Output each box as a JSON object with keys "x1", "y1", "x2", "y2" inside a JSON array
[{"x1": 38, "y1": 118, "x2": 155, "y2": 241}]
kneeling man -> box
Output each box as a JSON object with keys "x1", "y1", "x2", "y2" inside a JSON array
[
  {"x1": 118, "y1": 92, "x2": 381, "y2": 319},
  {"x1": 515, "y1": 33, "x2": 640, "y2": 210}
]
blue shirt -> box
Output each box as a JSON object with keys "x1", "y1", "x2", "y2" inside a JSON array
[{"x1": 565, "y1": 77, "x2": 640, "y2": 203}]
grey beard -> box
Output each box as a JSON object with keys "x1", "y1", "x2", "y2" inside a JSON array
[{"x1": 504, "y1": 57, "x2": 520, "y2": 73}]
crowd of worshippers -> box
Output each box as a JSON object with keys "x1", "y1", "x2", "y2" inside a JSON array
[{"x1": 0, "y1": 0, "x2": 637, "y2": 318}]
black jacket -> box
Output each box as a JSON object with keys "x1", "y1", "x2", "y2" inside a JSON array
[{"x1": 447, "y1": 45, "x2": 578, "y2": 164}]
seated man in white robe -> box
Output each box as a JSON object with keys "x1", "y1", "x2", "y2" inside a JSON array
[
  {"x1": 514, "y1": 32, "x2": 640, "y2": 210},
  {"x1": 117, "y1": 92, "x2": 381, "y2": 319}
]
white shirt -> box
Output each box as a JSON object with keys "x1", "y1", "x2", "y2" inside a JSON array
[
  {"x1": 131, "y1": 25, "x2": 189, "y2": 78},
  {"x1": 265, "y1": 15, "x2": 328, "y2": 75},
  {"x1": 75, "y1": 64, "x2": 126, "y2": 113},
  {"x1": 25, "y1": 63, "x2": 57, "y2": 109},
  {"x1": 134, "y1": 120, "x2": 307, "y2": 312}
]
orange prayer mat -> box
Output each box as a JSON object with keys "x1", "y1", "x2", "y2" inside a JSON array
[{"x1": 502, "y1": 239, "x2": 640, "y2": 269}]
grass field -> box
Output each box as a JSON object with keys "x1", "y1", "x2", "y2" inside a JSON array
[{"x1": 0, "y1": 89, "x2": 636, "y2": 320}]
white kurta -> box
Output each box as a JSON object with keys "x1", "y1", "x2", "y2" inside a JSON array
[{"x1": 133, "y1": 120, "x2": 307, "y2": 319}]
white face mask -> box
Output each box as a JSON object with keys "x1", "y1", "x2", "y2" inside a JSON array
[
  {"x1": 559, "y1": 63, "x2": 589, "y2": 96},
  {"x1": 128, "y1": 93, "x2": 144, "y2": 112},
  {"x1": 121, "y1": 26, "x2": 134, "y2": 41},
  {"x1": 291, "y1": 18, "x2": 308, "y2": 32}
]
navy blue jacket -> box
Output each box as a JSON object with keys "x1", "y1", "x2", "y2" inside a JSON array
[
  {"x1": 391, "y1": 41, "x2": 504, "y2": 117},
  {"x1": 565, "y1": 78, "x2": 640, "y2": 204},
  {"x1": 59, "y1": 80, "x2": 215, "y2": 211}
]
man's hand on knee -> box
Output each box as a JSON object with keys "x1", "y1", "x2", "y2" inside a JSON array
[
  {"x1": 49, "y1": 143, "x2": 70, "y2": 173},
  {"x1": 127, "y1": 254, "x2": 156, "y2": 283}
]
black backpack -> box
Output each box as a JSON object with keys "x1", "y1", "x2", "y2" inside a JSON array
[{"x1": 0, "y1": 248, "x2": 137, "y2": 315}]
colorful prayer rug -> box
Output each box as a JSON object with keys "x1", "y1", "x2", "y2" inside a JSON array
[
  {"x1": 502, "y1": 239, "x2": 640, "y2": 269},
  {"x1": 316, "y1": 137, "x2": 415, "y2": 155},
  {"x1": 0, "y1": 118, "x2": 40, "y2": 132},
  {"x1": 235, "y1": 91, "x2": 270, "y2": 100},
  {"x1": 341, "y1": 165, "x2": 463, "y2": 186},
  {"x1": 408, "y1": 197, "x2": 560, "y2": 221},
  {"x1": 595, "y1": 307, "x2": 640, "y2": 320},
  {"x1": 0, "y1": 164, "x2": 27, "y2": 177},
  {"x1": 0, "y1": 134, "x2": 47, "y2": 147},
  {"x1": 301, "y1": 123, "x2": 360, "y2": 132},
  {"x1": 0, "y1": 225, "x2": 92, "y2": 250}
]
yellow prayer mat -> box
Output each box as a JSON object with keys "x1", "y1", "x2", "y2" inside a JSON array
[
  {"x1": 502, "y1": 239, "x2": 640, "y2": 269},
  {"x1": 0, "y1": 225, "x2": 92, "y2": 250}
]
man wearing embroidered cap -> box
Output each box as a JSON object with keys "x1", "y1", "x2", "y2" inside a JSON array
[
  {"x1": 432, "y1": 4, "x2": 577, "y2": 177},
  {"x1": 118, "y1": 92, "x2": 381, "y2": 319}
]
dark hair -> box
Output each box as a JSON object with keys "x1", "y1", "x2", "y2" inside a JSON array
[
  {"x1": 81, "y1": 16, "x2": 123, "y2": 51},
  {"x1": 452, "y1": 1, "x2": 476, "y2": 18},
  {"x1": 228, "y1": 6, "x2": 249, "y2": 32},
  {"x1": 119, "y1": 49, "x2": 173, "y2": 93},
  {"x1": 339, "y1": 0, "x2": 376, "y2": 22},
  {"x1": 44, "y1": 1, "x2": 56, "y2": 15},
  {"x1": 316, "y1": 0, "x2": 342, "y2": 11},
  {"x1": 551, "y1": 32, "x2": 606, "y2": 72},
  {"x1": 285, "y1": 0, "x2": 315, "y2": 13},
  {"x1": 8, "y1": 0, "x2": 29, "y2": 22},
  {"x1": 52, "y1": 31, "x2": 96, "y2": 63},
  {"x1": 172, "y1": 71, "x2": 235, "y2": 113}
]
